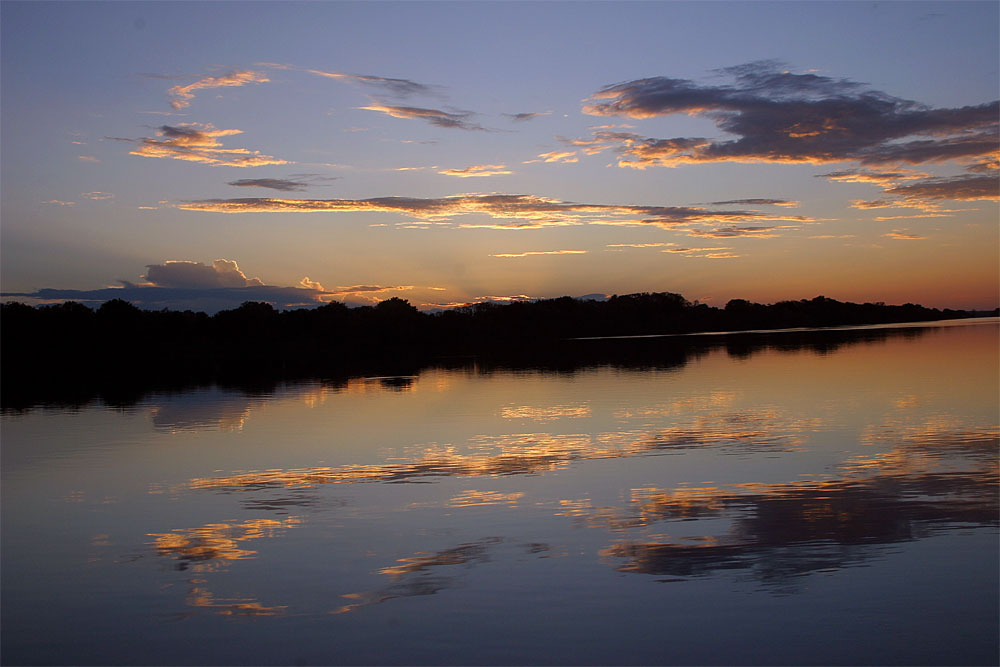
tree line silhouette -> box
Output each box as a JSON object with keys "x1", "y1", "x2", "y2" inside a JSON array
[{"x1": 2, "y1": 292, "x2": 994, "y2": 408}]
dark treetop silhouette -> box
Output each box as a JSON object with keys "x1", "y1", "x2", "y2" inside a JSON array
[{"x1": 2, "y1": 292, "x2": 994, "y2": 409}]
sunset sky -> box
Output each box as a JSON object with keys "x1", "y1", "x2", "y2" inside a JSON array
[{"x1": 2, "y1": 1, "x2": 997, "y2": 312}]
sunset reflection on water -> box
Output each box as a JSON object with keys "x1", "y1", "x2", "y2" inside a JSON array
[{"x1": 2, "y1": 320, "x2": 997, "y2": 665}]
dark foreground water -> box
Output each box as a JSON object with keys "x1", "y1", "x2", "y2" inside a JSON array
[{"x1": 2, "y1": 319, "x2": 997, "y2": 666}]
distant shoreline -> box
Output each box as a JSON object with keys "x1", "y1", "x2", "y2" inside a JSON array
[
  {"x1": 570, "y1": 315, "x2": 1000, "y2": 341},
  {"x1": 2, "y1": 292, "x2": 996, "y2": 411}
]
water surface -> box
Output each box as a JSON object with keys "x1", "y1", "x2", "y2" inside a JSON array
[{"x1": 3, "y1": 319, "x2": 997, "y2": 665}]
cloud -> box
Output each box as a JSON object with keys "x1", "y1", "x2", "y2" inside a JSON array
[
  {"x1": 503, "y1": 111, "x2": 551, "y2": 122},
  {"x1": 178, "y1": 193, "x2": 813, "y2": 230},
  {"x1": 82, "y1": 191, "x2": 114, "y2": 200},
  {"x1": 44, "y1": 200, "x2": 76, "y2": 206},
  {"x1": 1, "y1": 260, "x2": 419, "y2": 313},
  {"x1": 490, "y1": 250, "x2": 588, "y2": 258},
  {"x1": 359, "y1": 104, "x2": 484, "y2": 130},
  {"x1": 578, "y1": 61, "x2": 999, "y2": 168},
  {"x1": 662, "y1": 246, "x2": 741, "y2": 259},
  {"x1": 141, "y1": 259, "x2": 265, "y2": 289},
  {"x1": 834, "y1": 170, "x2": 997, "y2": 214},
  {"x1": 261, "y1": 63, "x2": 437, "y2": 98},
  {"x1": 817, "y1": 168, "x2": 929, "y2": 185},
  {"x1": 168, "y1": 70, "x2": 269, "y2": 110},
  {"x1": 706, "y1": 198, "x2": 799, "y2": 207},
  {"x1": 298, "y1": 276, "x2": 324, "y2": 290},
  {"x1": 78, "y1": 155, "x2": 100, "y2": 163},
  {"x1": 228, "y1": 178, "x2": 314, "y2": 192},
  {"x1": 686, "y1": 226, "x2": 789, "y2": 238},
  {"x1": 883, "y1": 174, "x2": 999, "y2": 202},
  {"x1": 883, "y1": 231, "x2": 927, "y2": 240},
  {"x1": 128, "y1": 123, "x2": 289, "y2": 167},
  {"x1": 607, "y1": 242, "x2": 677, "y2": 248},
  {"x1": 437, "y1": 164, "x2": 512, "y2": 178},
  {"x1": 524, "y1": 151, "x2": 578, "y2": 164}
]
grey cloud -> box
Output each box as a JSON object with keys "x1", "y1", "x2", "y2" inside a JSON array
[
  {"x1": 581, "y1": 61, "x2": 999, "y2": 168},
  {"x1": 885, "y1": 174, "x2": 999, "y2": 202},
  {"x1": 503, "y1": 111, "x2": 551, "y2": 122},
  {"x1": 359, "y1": 103, "x2": 486, "y2": 131},
  {"x1": 178, "y1": 193, "x2": 813, "y2": 230},
  {"x1": 228, "y1": 178, "x2": 310, "y2": 192},
  {"x1": 142, "y1": 259, "x2": 264, "y2": 289},
  {"x1": 707, "y1": 199, "x2": 798, "y2": 207}
]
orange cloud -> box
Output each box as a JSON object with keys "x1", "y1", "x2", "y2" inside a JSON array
[
  {"x1": 179, "y1": 193, "x2": 814, "y2": 231},
  {"x1": 524, "y1": 151, "x2": 578, "y2": 164},
  {"x1": 491, "y1": 250, "x2": 588, "y2": 258},
  {"x1": 883, "y1": 231, "x2": 927, "y2": 240},
  {"x1": 438, "y1": 164, "x2": 512, "y2": 177},
  {"x1": 358, "y1": 104, "x2": 483, "y2": 130},
  {"x1": 579, "y1": 62, "x2": 999, "y2": 168},
  {"x1": 168, "y1": 70, "x2": 269, "y2": 110},
  {"x1": 129, "y1": 123, "x2": 288, "y2": 167}
]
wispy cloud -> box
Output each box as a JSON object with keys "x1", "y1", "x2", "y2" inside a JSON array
[
  {"x1": 227, "y1": 174, "x2": 336, "y2": 192},
  {"x1": 884, "y1": 174, "x2": 999, "y2": 202},
  {"x1": 578, "y1": 61, "x2": 999, "y2": 168},
  {"x1": 43, "y1": 200, "x2": 76, "y2": 206},
  {"x1": 82, "y1": 191, "x2": 114, "y2": 200},
  {"x1": 178, "y1": 193, "x2": 813, "y2": 230},
  {"x1": 228, "y1": 178, "x2": 310, "y2": 192},
  {"x1": 706, "y1": 198, "x2": 799, "y2": 207},
  {"x1": 261, "y1": 63, "x2": 437, "y2": 98},
  {"x1": 883, "y1": 231, "x2": 927, "y2": 240},
  {"x1": 359, "y1": 103, "x2": 484, "y2": 130},
  {"x1": 503, "y1": 111, "x2": 551, "y2": 122},
  {"x1": 490, "y1": 250, "x2": 588, "y2": 258},
  {"x1": 686, "y1": 226, "x2": 790, "y2": 238},
  {"x1": 438, "y1": 164, "x2": 512, "y2": 178},
  {"x1": 817, "y1": 169, "x2": 930, "y2": 185},
  {"x1": 168, "y1": 70, "x2": 269, "y2": 110},
  {"x1": 524, "y1": 150, "x2": 578, "y2": 164},
  {"x1": 607, "y1": 242, "x2": 677, "y2": 249},
  {"x1": 127, "y1": 123, "x2": 289, "y2": 167}
]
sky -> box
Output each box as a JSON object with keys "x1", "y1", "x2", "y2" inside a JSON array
[{"x1": 1, "y1": 1, "x2": 997, "y2": 313}]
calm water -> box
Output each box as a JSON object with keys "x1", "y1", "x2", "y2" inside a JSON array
[{"x1": 2, "y1": 320, "x2": 997, "y2": 666}]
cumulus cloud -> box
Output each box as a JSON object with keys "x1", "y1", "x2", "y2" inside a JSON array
[
  {"x1": 141, "y1": 259, "x2": 265, "y2": 289},
  {"x1": 2, "y1": 259, "x2": 421, "y2": 313},
  {"x1": 437, "y1": 164, "x2": 512, "y2": 177},
  {"x1": 359, "y1": 104, "x2": 484, "y2": 130},
  {"x1": 168, "y1": 70, "x2": 269, "y2": 110},
  {"x1": 127, "y1": 123, "x2": 289, "y2": 167},
  {"x1": 578, "y1": 61, "x2": 999, "y2": 168},
  {"x1": 178, "y1": 193, "x2": 813, "y2": 230},
  {"x1": 490, "y1": 250, "x2": 588, "y2": 258}
]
